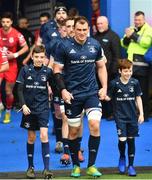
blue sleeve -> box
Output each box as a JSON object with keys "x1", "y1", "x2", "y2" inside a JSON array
[
  {"x1": 96, "y1": 41, "x2": 103, "y2": 61},
  {"x1": 134, "y1": 79, "x2": 143, "y2": 96},
  {"x1": 16, "y1": 66, "x2": 26, "y2": 84},
  {"x1": 54, "y1": 41, "x2": 66, "y2": 65}
]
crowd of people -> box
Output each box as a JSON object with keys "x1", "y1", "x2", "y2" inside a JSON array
[{"x1": 0, "y1": 2, "x2": 152, "y2": 179}]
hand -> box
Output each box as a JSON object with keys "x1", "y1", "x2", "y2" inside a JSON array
[
  {"x1": 61, "y1": 89, "x2": 74, "y2": 104},
  {"x1": 22, "y1": 58, "x2": 28, "y2": 65},
  {"x1": 7, "y1": 52, "x2": 15, "y2": 60},
  {"x1": 125, "y1": 28, "x2": 134, "y2": 38},
  {"x1": 22, "y1": 104, "x2": 31, "y2": 115},
  {"x1": 104, "y1": 95, "x2": 111, "y2": 101},
  {"x1": 138, "y1": 114, "x2": 144, "y2": 124},
  {"x1": 98, "y1": 87, "x2": 107, "y2": 100}
]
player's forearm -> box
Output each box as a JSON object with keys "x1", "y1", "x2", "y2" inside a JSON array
[
  {"x1": 97, "y1": 65, "x2": 108, "y2": 91},
  {"x1": 17, "y1": 44, "x2": 29, "y2": 57},
  {"x1": 136, "y1": 96, "x2": 144, "y2": 116}
]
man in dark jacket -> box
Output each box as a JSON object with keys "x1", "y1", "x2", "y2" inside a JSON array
[{"x1": 94, "y1": 16, "x2": 121, "y2": 119}]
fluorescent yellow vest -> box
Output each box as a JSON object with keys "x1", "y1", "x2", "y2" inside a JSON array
[{"x1": 121, "y1": 23, "x2": 152, "y2": 61}]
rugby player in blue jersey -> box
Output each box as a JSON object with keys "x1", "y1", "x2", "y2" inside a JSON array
[
  {"x1": 53, "y1": 16, "x2": 107, "y2": 178},
  {"x1": 106, "y1": 59, "x2": 144, "y2": 176},
  {"x1": 16, "y1": 45, "x2": 53, "y2": 179},
  {"x1": 40, "y1": 4, "x2": 68, "y2": 154}
]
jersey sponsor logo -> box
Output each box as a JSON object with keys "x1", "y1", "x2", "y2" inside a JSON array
[
  {"x1": 129, "y1": 86, "x2": 134, "y2": 92},
  {"x1": 54, "y1": 96, "x2": 60, "y2": 102},
  {"x1": 24, "y1": 122, "x2": 30, "y2": 128},
  {"x1": 41, "y1": 75, "x2": 46, "y2": 81},
  {"x1": 80, "y1": 55, "x2": 87, "y2": 60},
  {"x1": 9, "y1": 37, "x2": 14, "y2": 43},
  {"x1": 34, "y1": 82, "x2": 39, "y2": 86},
  {"x1": 69, "y1": 49, "x2": 76, "y2": 54},
  {"x1": 117, "y1": 129, "x2": 122, "y2": 135},
  {"x1": 27, "y1": 76, "x2": 32, "y2": 80},
  {"x1": 98, "y1": 102, "x2": 102, "y2": 107},
  {"x1": 88, "y1": 46, "x2": 96, "y2": 53},
  {"x1": 66, "y1": 109, "x2": 72, "y2": 115},
  {"x1": 51, "y1": 32, "x2": 58, "y2": 37},
  {"x1": 117, "y1": 89, "x2": 122, "y2": 93},
  {"x1": 123, "y1": 94, "x2": 129, "y2": 98},
  {"x1": 18, "y1": 34, "x2": 24, "y2": 42}
]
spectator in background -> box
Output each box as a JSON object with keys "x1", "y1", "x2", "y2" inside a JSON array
[
  {"x1": 34, "y1": 12, "x2": 50, "y2": 45},
  {"x1": 94, "y1": 16, "x2": 121, "y2": 120},
  {"x1": 91, "y1": 0, "x2": 100, "y2": 35},
  {"x1": 13, "y1": 17, "x2": 35, "y2": 110},
  {"x1": 0, "y1": 12, "x2": 28, "y2": 123},
  {"x1": 121, "y1": 11, "x2": 152, "y2": 121},
  {"x1": 16, "y1": 17, "x2": 35, "y2": 67},
  {"x1": 68, "y1": 7, "x2": 79, "y2": 18}
]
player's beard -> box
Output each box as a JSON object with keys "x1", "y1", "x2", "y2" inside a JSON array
[
  {"x1": 3, "y1": 26, "x2": 10, "y2": 32},
  {"x1": 56, "y1": 18, "x2": 65, "y2": 24}
]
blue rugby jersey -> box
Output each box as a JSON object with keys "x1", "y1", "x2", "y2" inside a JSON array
[
  {"x1": 54, "y1": 37, "x2": 104, "y2": 98},
  {"x1": 16, "y1": 64, "x2": 52, "y2": 114},
  {"x1": 40, "y1": 20, "x2": 61, "y2": 55},
  {"x1": 108, "y1": 77, "x2": 143, "y2": 122}
]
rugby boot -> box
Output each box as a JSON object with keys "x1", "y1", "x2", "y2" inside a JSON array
[
  {"x1": 3, "y1": 112, "x2": 11, "y2": 124},
  {"x1": 86, "y1": 165, "x2": 102, "y2": 177},
  {"x1": 118, "y1": 157, "x2": 126, "y2": 174},
  {"x1": 26, "y1": 167, "x2": 35, "y2": 179},
  {"x1": 43, "y1": 169, "x2": 53, "y2": 179},
  {"x1": 71, "y1": 165, "x2": 81, "y2": 178},
  {"x1": 128, "y1": 166, "x2": 137, "y2": 176}
]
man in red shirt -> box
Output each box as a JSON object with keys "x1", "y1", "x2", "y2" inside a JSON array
[
  {"x1": 0, "y1": 47, "x2": 9, "y2": 73},
  {"x1": 0, "y1": 12, "x2": 28, "y2": 123}
]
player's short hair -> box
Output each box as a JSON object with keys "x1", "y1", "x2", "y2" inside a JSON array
[
  {"x1": 1, "y1": 11, "x2": 13, "y2": 21},
  {"x1": 66, "y1": 16, "x2": 75, "y2": 22},
  {"x1": 32, "y1": 45, "x2": 46, "y2": 55},
  {"x1": 74, "y1": 16, "x2": 89, "y2": 27},
  {"x1": 39, "y1": 12, "x2": 50, "y2": 19},
  {"x1": 118, "y1": 59, "x2": 133, "y2": 70}
]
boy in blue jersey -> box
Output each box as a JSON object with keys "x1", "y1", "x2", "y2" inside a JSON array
[
  {"x1": 53, "y1": 16, "x2": 107, "y2": 178},
  {"x1": 106, "y1": 59, "x2": 144, "y2": 176},
  {"x1": 16, "y1": 45, "x2": 53, "y2": 179}
]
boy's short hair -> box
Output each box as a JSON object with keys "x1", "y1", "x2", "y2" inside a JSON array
[
  {"x1": 118, "y1": 59, "x2": 133, "y2": 70},
  {"x1": 32, "y1": 45, "x2": 46, "y2": 55}
]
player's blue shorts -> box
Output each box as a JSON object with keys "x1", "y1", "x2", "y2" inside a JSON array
[
  {"x1": 65, "y1": 94, "x2": 102, "y2": 119},
  {"x1": 116, "y1": 120, "x2": 139, "y2": 137},
  {"x1": 20, "y1": 111, "x2": 50, "y2": 131}
]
